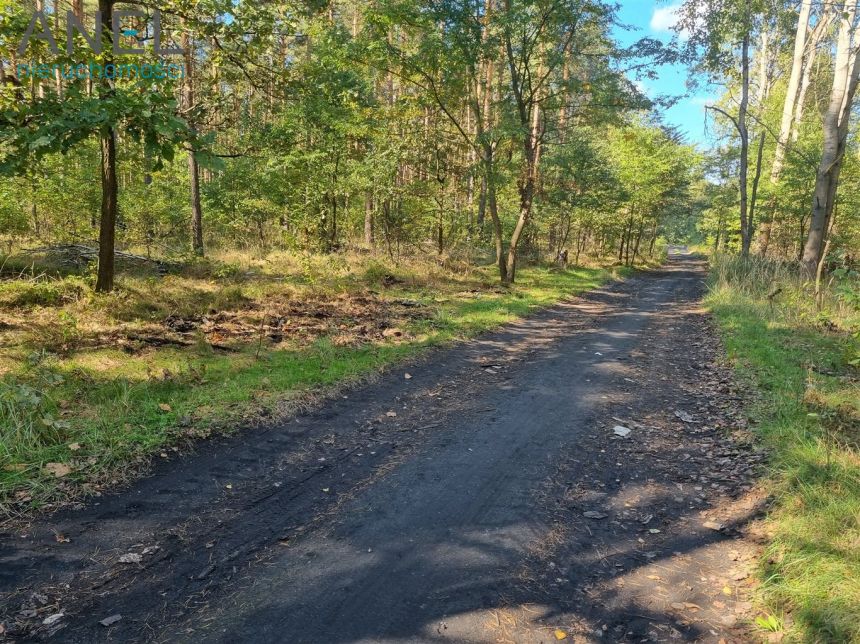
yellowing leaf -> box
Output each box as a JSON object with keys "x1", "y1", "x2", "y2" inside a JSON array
[
  {"x1": 722, "y1": 586, "x2": 733, "y2": 596},
  {"x1": 158, "y1": 403, "x2": 172, "y2": 412},
  {"x1": 68, "y1": 443, "x2": 81, "y2": 451},
  {"x1": 554, "y1": 629, "x2": 568, "y2": 640}
]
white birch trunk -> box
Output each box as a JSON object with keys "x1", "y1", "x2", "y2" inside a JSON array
[
  {"x1": 770, "y1": 0, "x2": 812, "y2": 181},
  {"x1": 802, "y1": 1, "x2": 860, "y2": 274}
]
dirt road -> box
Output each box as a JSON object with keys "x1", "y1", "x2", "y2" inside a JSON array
[{"x1": 1, "y1": 256, "x2": 766, "y2": 643}]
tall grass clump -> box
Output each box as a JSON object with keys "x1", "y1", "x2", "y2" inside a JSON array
[
  {"x1": 709, "y1": 253, "x2": 800, "y2": 295},
  {"x1": 0, "y1": 376, "x2": 68, "y2": 463},
  {"x1": 709, "y1": 252, "x2": 860, "y2": 329},
  {"x1": 706, "y1": 252, "x2": 860, "y2": 642}
]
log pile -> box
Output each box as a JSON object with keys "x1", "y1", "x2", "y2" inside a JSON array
[{"x1": 18, "y1": 245, "x2": 178, "y2": 273}]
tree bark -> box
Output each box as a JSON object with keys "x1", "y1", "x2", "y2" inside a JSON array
[
  {"x1": 364, "y1": 193, "x2": 374, "y2": 247},
  {"x1": 95, "y1": 0, "x2": 117, "y2": 293},
  {"x1": 482, "y1": 145, "x2": 506, "y2": 280},
  {"x1": 793, "y1": 11, "x2": 832, "y2": 142},
  {"x1": 501, "y1": 5, "x2": 544, "y2": 284},
  {"x1": 802, "y1": 1, "x2": 860, "y2": 275},
  {"x1": 770, "y1": 0, "x2": 812, "y2": 181},
  {"x1": 737, "y1": 4, "x2": 752, "y2": 257},
  {"x1": 748, "y1": 132, "x2": 766, "y2": 240},
  {"x1": 475, "y1": 0, "x2": 494, "y2": 230},
  {"x1": 183, "y1": 28, "x2": 204, "y2": 256}
]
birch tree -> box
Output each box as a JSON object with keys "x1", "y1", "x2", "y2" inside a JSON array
[
  {"x1": 769, "y1": 0, "x2": 812, "y2": 182},
  {"x1": 801, "y1": 0, "x2": 860, "y2": 275},
  {"x1": 679, "y1": 0, "x2": 760, "y2": 256}
]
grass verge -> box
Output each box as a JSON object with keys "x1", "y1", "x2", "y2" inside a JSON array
[
  {"x1": 706, "y1": 254, "x2": 860, "y2": 642},
  {"x1": 1, "y1": 254, "x2": 628, "y2": 516}
]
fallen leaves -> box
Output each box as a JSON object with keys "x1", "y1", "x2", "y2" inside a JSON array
[
  {"x1": 43, "y1": 462, "x2": 72, "y2": 478},
  {"x1": 158, "y1": 403, "x2": 172, "y2": 412},
  {"x1": 554, "y1": 628, "x2": 568, "y2": 640},
  {"x1": 613, "y1": 425, "x2": 631, "y2": 438}
]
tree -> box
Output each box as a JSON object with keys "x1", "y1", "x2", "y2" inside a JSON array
[{"x1": 801, "y1": 0, "x2": 860, "y2": 275}]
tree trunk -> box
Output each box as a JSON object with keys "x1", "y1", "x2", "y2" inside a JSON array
[
  {"x1": 758, "y1": 202, "x2": 773, "y2": 256},
  {"x1": 648, "y1": 220, "x2": 658, "y2": 257},
  {"x1": 501, "y1": 13, "x2": 543, "y2": 285},
  {"x1": 183, "y1": 28, "x2": 204, "y2": 257},
  {"x1": 737, "y1": 5, "x2": 752, "y2": 257},
  {"x1": 52, "y1": 0, "x2": 62, "y2": 96},
  {"x1": 475, "y1": 0, "x2": 494, "y2": 229},
  {"x1": 477, "y1": 175, "x2": 487, "y2": 227},
  {"x1": 482, "y1": 146, "x2": 506, "y2": 280},
  {"x1": 364, "y1": 193, "x2": 374, "y2": 247},
  {"x1": 329, "y1": 193, "x2": 338, "y2": 248},
  {"x1": 748, "y1": 132, "x2": 766, "y2": 243},
  {"x1": 437, "y1": 200, "x2": 444, "y2": 256},
  {"x1": 632, "y1": 224, "x2": 644, "y2": 264},
  {"x1": 96, "y1": 136, "x2": 118, "y2": 294},
  {"x1": 793, "y1": 11, "x2": 832, "y2": 142},
  {"x1": 623, "y1": 216, "x2": 633, "y2": 266},
  {"x1": 505, "y1": 126, "x2": 540, "y2": 284},
  {"x1": 188, "y1": 153, "x2": 204, "y2": 256},
  {"x1": 95, "y1": 0, "x2": 117, "y2": 293},
  {"x1": 770, "y1": 0, "x2": 812, "y2": 181},
  {"x1": 802, "y1": 1, "x2": 860, "y2": 275}
]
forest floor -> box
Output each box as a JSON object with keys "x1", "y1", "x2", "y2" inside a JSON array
[
  {"x1": 0, "y1": 250, "x2": 629, "y2": 512},
  {"x1": 0, "y1": 255, "x2": 773, "y2": 643}
]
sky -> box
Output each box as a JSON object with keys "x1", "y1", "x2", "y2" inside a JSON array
[{"x1": 612, "y1": 1, "x2": 716, "y2": 148}]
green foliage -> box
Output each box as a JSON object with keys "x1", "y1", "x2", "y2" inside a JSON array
[
  {"x1": 0, "y1": 372, "x2": 69, "y2": 463},
  {"x1": 0, "y1": 0, "x2": 698, "y2": 269},
  {"x1": 708, "y1": 255, "x2": 860, "y2": 643}
]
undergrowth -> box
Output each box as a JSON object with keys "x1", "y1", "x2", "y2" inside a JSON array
[
  {"x1": 0, "y1": 250, "x2": 629, "y2": 515},
  {"x1": 706, "y1": 253, "x2": 860, "y2": 643}
]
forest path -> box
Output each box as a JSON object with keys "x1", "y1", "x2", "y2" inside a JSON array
[{"x1": 1, "y1": 255, "x2": 765, "y2": 643}]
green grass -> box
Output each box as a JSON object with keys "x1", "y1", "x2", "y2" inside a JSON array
[
  {"x1": 0, "y1": 260, "x2": 626, "y2": 513},
  {"x1": 706, "y1": 255, "x2": 860, "y2": 643}
]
